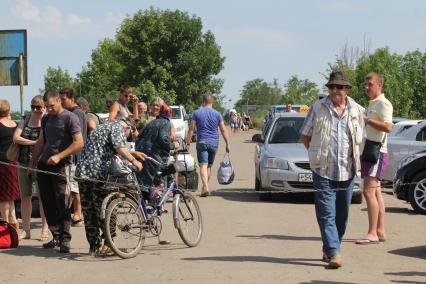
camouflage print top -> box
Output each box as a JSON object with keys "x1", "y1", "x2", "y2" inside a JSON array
[{"x1": 75, "y1": 122, "x2": 127, "y2": 180}]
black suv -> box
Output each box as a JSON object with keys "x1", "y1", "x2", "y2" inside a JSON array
[{"x1": 393, "y1": 150, "x2": 426, "y2": 214}]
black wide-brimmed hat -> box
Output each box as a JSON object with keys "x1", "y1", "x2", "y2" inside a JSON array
[{"x1": 325, "y1": 71, "x2": 352, "y2": 88}]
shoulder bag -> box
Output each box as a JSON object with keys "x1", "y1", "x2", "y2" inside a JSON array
[
  {"x1": 6, "y1": 115, "x2": 31, "y2": 162},
  {"x1": 361, "y1": 134, "x2": 386, "y2": 164}
]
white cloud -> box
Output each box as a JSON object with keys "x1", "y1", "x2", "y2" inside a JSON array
[
  {"x1": 215, "y1": 27, "x2": 298, "y2": 47},
  {"x1": 67, "y1": 13, "x2": 91, "y2": 25},
  {"x1": 13, "y1": 0, "x2": 41, "y2": 22},
  {"x1": 105, "y1": 11, "x2": 126, "y2": 24},
  {"x1": 323, "y1": 2, "x2": 366, "y2": 13},
  {"x1": 43, "y1": 6, "x2": 62, "y2": 25}
]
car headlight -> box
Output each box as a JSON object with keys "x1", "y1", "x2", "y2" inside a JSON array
[
  {"x1": 176, "y1": 126, "x2": 184, "y2": 132},
  {"x1": 397, "y1": 152, "x2": 426, "y2": 170},
  {"x1": 264, "y1": 158, "x2": 290, "y2": 170}
]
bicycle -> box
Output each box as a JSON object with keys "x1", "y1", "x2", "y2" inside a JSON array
[{"x1": 99, "y1": 154, "x2": 203, "y2": 259}]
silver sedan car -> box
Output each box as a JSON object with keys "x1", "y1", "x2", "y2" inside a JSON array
[{"x1": 253, "y1": 112, "x2": 362, "y2": 203}]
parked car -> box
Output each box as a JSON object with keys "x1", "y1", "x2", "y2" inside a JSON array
[
  {"x1": 389, "y1": 120, "x2": 423, "y2": 137},
  {"x1": 384, "y1": 120, "x2": 426, "y2": 182},
  {"x1": 171, "y1": 105, "x2": 189, "y2": 140},
  {"x1": 252, "y1": 112, "x2": 363, "y2": 203},
  {"x1": 393, "y1": 150, "x2": 426, "y2": 214}
]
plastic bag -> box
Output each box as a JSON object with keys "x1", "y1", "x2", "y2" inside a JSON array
[{"x1": 217, "y1": 154, "x2": 234, "y2": 185}]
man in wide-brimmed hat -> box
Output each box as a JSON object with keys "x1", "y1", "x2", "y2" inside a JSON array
[{"x1": 300, "y1": 71, "x2": 365, "y2": 268}]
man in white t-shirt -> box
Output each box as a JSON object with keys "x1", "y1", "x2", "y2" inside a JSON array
[{"x1": 356, "y1": 72, "x2": 393, "y2": 245}]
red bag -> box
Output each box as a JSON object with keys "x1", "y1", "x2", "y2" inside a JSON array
[{"x1": 0, "y1": 220, "x2": 19, "y2": 249}]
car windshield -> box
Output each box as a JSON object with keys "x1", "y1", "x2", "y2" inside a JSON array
[
  {"x1": 171, "y1": 108, "x2": 181, "y2": 119},
  {"x1": 268, "y1": 117, "x2": 305, "y2": 144}
]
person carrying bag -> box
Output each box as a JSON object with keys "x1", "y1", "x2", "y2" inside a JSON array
[{"x1": 361, "y1": 134, "x2": 386, "y2": 164}]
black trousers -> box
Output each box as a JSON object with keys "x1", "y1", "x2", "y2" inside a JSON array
[{"x1": 37, "y1": 162, "x2": 72, "y2": 243}]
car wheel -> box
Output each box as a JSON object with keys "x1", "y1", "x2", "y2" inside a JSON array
[
  {"x1": 409, "y1": 172, "x2": 426, "y2": 215},
  {"x1": 256, "y1": 176, "x2": 271, "y2": 201},
  {"x1": 255, "y1": 176, "x2": 260, "y2": 191},
  {"x1": 351, "y1": 191, "x2": 363, "y2": 204}
]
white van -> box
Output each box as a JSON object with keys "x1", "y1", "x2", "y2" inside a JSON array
[{"x1": 171, "y1": 105, "x2": 189, "y2": 140}]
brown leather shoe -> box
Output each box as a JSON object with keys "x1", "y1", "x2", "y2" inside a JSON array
[{"x1": 328, "y1": 255, "x2": 342, "y2": 268}]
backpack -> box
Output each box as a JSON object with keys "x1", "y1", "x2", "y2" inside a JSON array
[
  {"x1": 217, "y1": 154, "x2": 235, "y2": 185},
  {"x1": 0, "y1": 220, "x2": 19, "y2": 249}
]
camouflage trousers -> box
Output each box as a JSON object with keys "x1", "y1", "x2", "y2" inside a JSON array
[{"x1": 78, "y1": 181, "x2": 109, "y2": 250}]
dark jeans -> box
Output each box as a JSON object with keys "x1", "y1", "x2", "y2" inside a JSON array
[
  {"x1": 37, "y1": 162, "x2": 72, "y2": 243},
  {"x1": 312, "y1": 172, "x2": 354, "y2": 257}
]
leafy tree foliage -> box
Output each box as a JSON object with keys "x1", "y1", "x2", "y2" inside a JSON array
[
  {"x1": 234, "y1": 79, "x2": 283, "y2": 109},
  {"x1": 283, "y1": 75, "x2": 319, "y2": 105},
  {"x1": 77, "y1": 8, "x2": 224, "y2": 113},
  {"x1": 44, "y1": 66, "x2": 75, "y2": 91}
]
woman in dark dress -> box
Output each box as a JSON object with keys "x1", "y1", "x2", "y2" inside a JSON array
[{"x1": 0, "y1": 100, "x2": 20, "y2": 231}]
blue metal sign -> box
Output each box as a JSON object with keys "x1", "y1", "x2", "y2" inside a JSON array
[{"x1": 0, "y1": 30, "x2": 28, "y2": 86}]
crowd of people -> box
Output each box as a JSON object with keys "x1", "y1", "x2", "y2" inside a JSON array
[
  {"x1": 229, "y1": 110, "x2": 252, "y2": 133},
  {"x1": 0, "y1": 87, "x2": 229, "y2": 255}
]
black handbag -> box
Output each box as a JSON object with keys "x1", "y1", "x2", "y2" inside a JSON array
[{"x1": 361, "y1": 135, "x2": 386, "y2": 163}]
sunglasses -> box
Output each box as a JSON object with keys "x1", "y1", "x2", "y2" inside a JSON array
[
  {"x1": 328, "y1": 84, "x2": 346, "y2": 90},
  {"x1": 31, "y1": 105, "x2": 42, "y2": 110}
]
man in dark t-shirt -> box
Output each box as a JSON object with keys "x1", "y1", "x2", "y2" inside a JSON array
[
  {"x1": 30, "y1": 90, "x2": 83, "y2": 253},
  {"x1": 60, "y1": 88, "x2": 87, "y2": 227}
]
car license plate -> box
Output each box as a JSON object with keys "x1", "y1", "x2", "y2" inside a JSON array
[{"x1": 298, "y1": 173, "x2": 313, "y2": 182}]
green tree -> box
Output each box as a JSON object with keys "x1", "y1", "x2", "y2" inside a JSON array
[
  {"x1": 44, "y1": 66, "x2": 75, "y2": 91},
  {"x1": 235, "y1": 78, "x2": 283, "y2": 109},
  {"x1": 78, "y1": 7, "x2": 225, "y2": 113},
  {"x1": 283, "y1": 75, "x2": 319, "y2": 105}
]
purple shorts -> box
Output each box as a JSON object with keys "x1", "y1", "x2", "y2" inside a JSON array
[{"x1": 361, "y1": 152, "x2": 389, "y2": 180}]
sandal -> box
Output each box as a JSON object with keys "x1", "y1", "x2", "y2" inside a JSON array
[
  {"x1": 19, "y1": 230, "x2": 31, "y2": 240},
  {"x1": 200, "y1": 191, "x2": 210, "y2": 197},
  {"x1": 39, "y1": 230, "x2": 49, "y2": 242},
  {"x1": 71, "y1": 219, "x2": 85, "y2": 227}
]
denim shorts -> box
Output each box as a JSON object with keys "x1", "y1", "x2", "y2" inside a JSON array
[{"x1": 196, "y1": 141, "x2": 218, "y2": 167}]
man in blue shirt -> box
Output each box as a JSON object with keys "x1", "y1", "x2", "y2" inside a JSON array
[{"x1": 186, "y1": 95, "x2": 230, "y2": 197}]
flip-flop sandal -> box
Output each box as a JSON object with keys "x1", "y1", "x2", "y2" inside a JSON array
[
  {"x1": 200, "y1": 191, "x2": 210, "y2": 197},
  {"x1": 355, "y1": 238, "x2": 380, "y2": 245},
  {"x1": 71, "y1": 219, "x2": 85, "y2": 227},
  {"x1": 39, "y1": 230, "x2": 49, "y2": 242}
]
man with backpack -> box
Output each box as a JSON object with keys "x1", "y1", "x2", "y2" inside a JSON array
[{"x1": 30, "y1": 90, "x2": 83, "y2": 253}]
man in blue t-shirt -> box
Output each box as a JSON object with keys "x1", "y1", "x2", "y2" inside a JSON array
[{"x1": 186, "y1": 95, "x2": 230, "y2": 197}]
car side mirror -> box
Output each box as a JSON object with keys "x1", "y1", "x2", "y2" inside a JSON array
[
  {"x1": 252, "y1": 134, "x2": 264, "y2": 143},
  {"x1": 184, "y1": 114, "x2": 189, "y2": 121}
]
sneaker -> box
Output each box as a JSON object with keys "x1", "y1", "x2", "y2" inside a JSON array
[
  {"x1": 59, "y1": 242, "x2": 70, "y2": 253},
  {"x1": 328, "y1": 255, "x2": 342, "y2": 268},
  {"x1": 42, "y1": 239, "x2": 60, "y2": 249}
]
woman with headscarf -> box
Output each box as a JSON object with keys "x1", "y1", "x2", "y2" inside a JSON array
[{"x1": 135, "y1": 97, "x2": 178, "y2": 193}]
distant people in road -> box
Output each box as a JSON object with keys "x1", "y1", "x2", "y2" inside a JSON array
[
  {"x1": 186, "y1": 95, "x2": 230, "y2": 197},
  {"x1": 75, "y1": 119, "x2": 143, "y2": 256},
  {"x1": 30, "y1": 90, "x2": 84, "y2": 253},
  {"x1": 108, "y1": 85, "x2": 139, "y2": 122},
  {"x1": 0, "y1": 100, "x2": 20, "y2": 232},
  {"x1": 300, "y1": 71, "x2": 365, "y2": 268},
  {"x1": 356, "y1": 72, "x2": 393, "y2": 245},
  {"x1": 13, "y1": 95, "x2": 49, "y2": 241},
  {"x1": 60, "y1": 88, "x2": 87, "y2": 228},
  {"x1": 229, "y1": 110, "x2": 238, "y2": 133}
]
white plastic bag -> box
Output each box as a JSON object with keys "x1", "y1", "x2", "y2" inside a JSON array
[{"x1": 217, "y1": 154, "x2": 234, "y2": 185}]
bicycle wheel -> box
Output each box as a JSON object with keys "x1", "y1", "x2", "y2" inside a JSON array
[
  {"x1": 173, "y1": 192, "x2": 203, "y2": 247},
  {"x1": 104, "y1": 197, "x2": 145, "y2": 259}
]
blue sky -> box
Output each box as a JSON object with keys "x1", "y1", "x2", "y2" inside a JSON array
[{"x1": 1, "y1": 0, "x2": 426, "y2": 111}]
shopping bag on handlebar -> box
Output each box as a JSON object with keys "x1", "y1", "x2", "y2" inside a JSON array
[{"x1": 217, "y1": 154, "x2": 235, "y2": 185}]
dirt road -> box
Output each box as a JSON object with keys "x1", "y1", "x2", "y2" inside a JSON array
[{"x1": 1, "y1": 129, "x2": 425, "y2": 284}]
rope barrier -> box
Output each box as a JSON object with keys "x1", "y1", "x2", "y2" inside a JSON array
[{"x1": 0, "y1": 160, "x2": 413, "y2": 194}]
